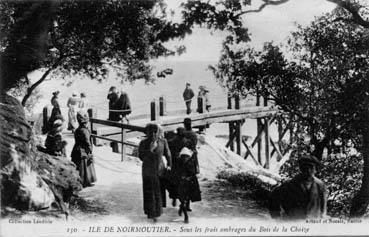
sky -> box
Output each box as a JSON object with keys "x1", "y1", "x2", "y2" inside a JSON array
[{"x1": 162, "y1": 0, "x2": 336, "y2": 61}]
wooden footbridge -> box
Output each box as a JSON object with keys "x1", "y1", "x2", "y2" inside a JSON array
[{"x1": 84, "y1": 95, "x2": 294, "y2": 170}]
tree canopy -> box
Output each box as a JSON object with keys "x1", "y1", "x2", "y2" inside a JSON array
[{"x1": 0, "y1": 0, "x2": 191, "y2": 104}]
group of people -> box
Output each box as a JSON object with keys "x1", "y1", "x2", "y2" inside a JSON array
[
  {"x1": 44, "y1": 110, "x2": 97, "y2": 188},
  {"x1": 46, "y1": 90, "x2": 90, "y2": 134},
  {"x1": 138, "y1": 118, "x2": 201, "y2": 223},
  {"x1": 182, "y1": 83, "x2": 211, "y2": 115},
  {"x1": 42, "y1": 85, "x2": 327, "y2": 222},
  {"x1": 43, "y1": 90, "x2": 96, "y2": 188},
  {"x1": 66, "y1": 91, "x2": 90, "y2": 132},
  {"x1": 107, "y1": 86, "x2": 131, "y2": 123}
]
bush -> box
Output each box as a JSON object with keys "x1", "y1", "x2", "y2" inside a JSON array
[{"x1": 216, "y1": 169, "x2": 275, "y2": 205}]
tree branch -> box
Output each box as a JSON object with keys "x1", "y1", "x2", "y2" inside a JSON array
[
  {"x1": 327, "y1": 0, "x2": 369, "y2": 28},
  {"x1": 235, "y1": 0, "x2": 290, "y2": 17},
  {"x1": 21, "y1": 59, "x2": 61, "y2": 106}
]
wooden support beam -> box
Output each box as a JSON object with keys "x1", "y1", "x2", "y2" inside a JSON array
[
  {"x1": 264, "y1": 117, "x2": 270, "y2": 169},
  {"x1": 121, "y1": 128, "x2": 126, "y2": 162},
  {"x1": 278, "y1": 116, "x2": 282, "y2": 150},
  {"x1": 270, "y1": 138, "x2": 283, "y2": 162},
  {"x1": 226, "y1": 122, "x2": 235, "y2": 151},
  {"x1": 227, "y1": 94, "x2": 232, "y2": 109},
  {"x1": 236, "y1": 121, "x2": 242, "y2": 155},
  {"x1": 251, "y1": 116, "x2": 276, "y2": 148},
  {"x1": 243, "y1": 139, "x2": 260, "y2": 166}
]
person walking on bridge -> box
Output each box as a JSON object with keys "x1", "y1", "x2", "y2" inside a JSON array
[
  {"x1": 138, "y1": 123, "x2": 172, "y2": 222},
  {"x1": 114, "y1": 90, "x2": 131, "y2": 123},
  {"x1": 183, "y1": 83, "x2": 195, "y2": 115},
  {"x1": 107, "y1": 86, "x2": 119, "y2": 121}
]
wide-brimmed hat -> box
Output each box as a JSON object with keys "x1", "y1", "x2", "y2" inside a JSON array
[
  {"x1": 72, "y1": 91, "x2": 78, "y2": 96},
  {"x1": 298, "y1": 155, "x2": 321, "y2": 166},
  {"x1": 52, "y1": 119, "x2": 63, "y2": 133},
  {"x1": 77, "y1": 111, "x2": 89, "y2": 124},
  {"x1": 203, "y1": 86, "x2": 209, "y2": 92}
]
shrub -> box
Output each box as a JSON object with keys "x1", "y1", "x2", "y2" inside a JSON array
[{"x1": 216, "y1": 169, "x2": 275, "y2": 205}]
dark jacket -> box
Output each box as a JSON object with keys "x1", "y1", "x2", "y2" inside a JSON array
[
  {"x1": 51, "y1": 96, "x2": 60, "y2": 108},
  {"x1": 107, "y1": 92, "x2": 119, "y2": 121},
  {"x1": 138, "y1": 137, "x2": 172, "y2": 218},
  {"x1": 183, "y1": 88, "x2": 195, "y2": 101},
  {"x1": 138, "y1": 138, "x2": 172, "y2": 177},
  {"x1": 269, "y1": 175, "x2": 327, "y2": 220},
  {"x1": 176, "y1": 152, "x2": 201, "y2": 202},
  {"x1": 114, "y1": 92, "x2": 131, "y2": 118},
  {"x1": 71, "y1": 125, "x2": 93, "y2": 165},
  {"x1": 71, "y1": 124, "x2": 96, "y2": 187},
  {"x1": 45, "y1": 132, "x2": 66, "y2": 156}
]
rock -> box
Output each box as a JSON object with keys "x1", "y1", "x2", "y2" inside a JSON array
[{"x1": 0, "y1": 93, "x2": 82, "y2": 213}]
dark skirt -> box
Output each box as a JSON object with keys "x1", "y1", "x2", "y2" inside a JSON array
[
  {"x1": 178, "y1": 175, "x2": 201, "y2": 202},
  {"x1": 77, "y1": 158, "x2": 97, "y2": 187},
  {"x1": 142, "y1": 176, "x2": 163, "y2": 218}
]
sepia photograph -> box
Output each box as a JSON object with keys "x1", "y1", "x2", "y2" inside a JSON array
[{"x1": 1, "y1": 0, "x2": 369, "y2": 236}]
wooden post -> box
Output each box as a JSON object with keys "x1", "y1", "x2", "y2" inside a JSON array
[
  {"x1": 278, "y1": 116, "x2": 283, "y2": 151},
  {"x1": 121, "y1": 128, "x2": 126, "y2": 162},
  {"x1": 42, "y1": 106, "x2": 48, "y2": 134},
  {"x1": 197, "y1": 96, "x2": 204, "y2": 114},
  {"x1": 264, "y1": 117, "x2": 270, "y2": 169},
  {"x1": 227, "y1": 94, "x2": 232, "y2": 109},
  {"x1": 256, "y1": 92, "x2": 262, "y2": 164},
  {"x1": 159, "y1": 96, "x2": 166, "y2": 116},
  {"x1": 235, "y1": 94, "x2": 240, "y2": 109},
  {"x1": 87, "y1": 108, "x2": 96, "y2": 145},
  {"x1": 228, "y1": 122, "x2": 234, "y2": 151},
  {"x1": 236, "y1": 120, "x2": 242, "y2": 155},
  {"x1": 150, "y1": 99, "x2": 158, "y2": 121}
]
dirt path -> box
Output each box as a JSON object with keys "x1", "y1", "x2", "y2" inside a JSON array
[{"x1": 68, "y1": 143, "x2": 270, "y2": 223}]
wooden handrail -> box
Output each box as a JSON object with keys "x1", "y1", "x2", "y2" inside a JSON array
[{"x1": 90, "y1": 118, "x2": 146, "y2": 132}]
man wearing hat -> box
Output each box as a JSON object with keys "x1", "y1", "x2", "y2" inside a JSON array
[
  {"x1": 183, "y1": 83, "x2": 195, "y2": 115},
  {"x1": 269, "y1": 154, "x2": 327, "y2": 219}
]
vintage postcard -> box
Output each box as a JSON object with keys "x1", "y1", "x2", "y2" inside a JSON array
[{"x1": 1, "y1": 0, "x2": 369, "y2": 236}]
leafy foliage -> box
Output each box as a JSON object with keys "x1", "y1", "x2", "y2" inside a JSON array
[
  {"x1": 0, "y1": 0, "x2": 192, "y2": 98},
  {"x1": 216, "y1": 168, "x2": 274, "y2": 205},
  {"x1": 209, "y1": 9, "x2": 369, "y2": 216}
]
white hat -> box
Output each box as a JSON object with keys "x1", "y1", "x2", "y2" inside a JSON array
[{"x1": 179, "y1": 147, "x2": 193, "y2": 157}]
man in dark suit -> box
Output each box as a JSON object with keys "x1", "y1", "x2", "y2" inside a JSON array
[
  {"x1": 183, "y1": 83, "x2": 195, "y2": 115},
  {"x1": 107, "y1": 86, "x2": 119, "y2": 121},
  {"x1": 269, "y1": 155, "x2": 327, "y2": 220}
]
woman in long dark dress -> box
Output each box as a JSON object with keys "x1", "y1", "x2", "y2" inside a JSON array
[
  {"x1": 47, "y1": 91, "x2": 62, "y2": 132},
  {"x1": 138, "y1": 123, "x2": 172, "y2": 222},
  {"x1": 71, "y1": 111, "x2": 97, "y2": 188}
]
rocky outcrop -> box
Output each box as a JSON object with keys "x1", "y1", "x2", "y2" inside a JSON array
[{"x1": 1, "y1": 93, "x2": 82, "y2": 214}]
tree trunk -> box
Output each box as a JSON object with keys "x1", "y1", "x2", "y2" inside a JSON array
[
  {"x1": 349, "y1": 130, "x2": 369, "y2": 217},
  {"x1": 21, "y1": 59, "x2": 61, "y2": 106}
]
